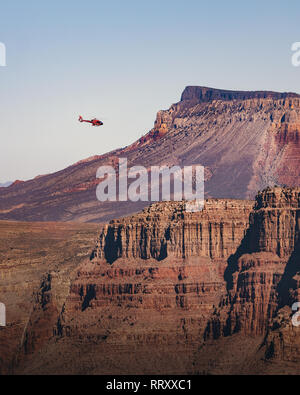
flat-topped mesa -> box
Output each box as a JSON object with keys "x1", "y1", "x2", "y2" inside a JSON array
[
  {"x1": 140, "y1": 86, "x2": 300, "y2": 148},
  {"x1": 2, "y1": 85, "x2": 300, "y2": 224},
  {"x1": 92, "y1": 199, "x2": 254, "y2": 264},
  {"x1": 180, "y1": 86, "x2": 300, "y2": 103}
]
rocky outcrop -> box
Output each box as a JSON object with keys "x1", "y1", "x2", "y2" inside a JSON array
[
  {"x1": 180, "y1": 86, "x2": 300, "y2": 103},
  {"x1": 205, "y1": 187, "x2": 300, "y2": 342},
  {"x1": 92, "y1": 199, "x2": 253, "y2": 262},
  {"x1": 4, "y1": 187, "x2": 300, "y2": 374},
  {"x1": 13, "y1": 198, "x2": 254, "y2": 374}
]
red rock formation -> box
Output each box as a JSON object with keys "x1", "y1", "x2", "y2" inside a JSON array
[
  {"x1": 206, "y1": 187, "x2": 300, "y2": 340},
  {"x1": 4, "y1": 187, "x2": 300, "y2": 374},
  {"x1": 12, "y1": 198, "x2": 253, "y2": 374},
  {"x1": 92, "y1": 199, "x2": 253, "y2": 262}
]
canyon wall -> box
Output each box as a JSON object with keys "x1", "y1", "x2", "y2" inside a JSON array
[
  {"x1": 92, "y1": 199, "x2": 253, "y2": 262},
  {"x1": 205, "y1": 187, "x2": 300, "y2": 346},
  {"x1": 13, "y1": 198, "x2": 254, "y2": 374},
  {"x1": 4, "y1": 187, "x2": 300, "y2": 374}
]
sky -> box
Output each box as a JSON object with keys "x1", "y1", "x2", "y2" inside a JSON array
[{"x1": 0, "y1": 0, "x2": 300, "y2": 182}]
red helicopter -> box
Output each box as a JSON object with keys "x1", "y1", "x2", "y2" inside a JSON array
[{"x1": 78, "y1": 115, "x2": 103, "y2": 127}]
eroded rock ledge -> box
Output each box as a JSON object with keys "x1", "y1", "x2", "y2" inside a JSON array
[{"x1": 92, "y1": 199, "x2": 253, "y2": 263}]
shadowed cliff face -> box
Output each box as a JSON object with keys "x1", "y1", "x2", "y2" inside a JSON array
[
  {"x1": 1, "y1": 87, "x2": 300, "y2": 223},
  {"x1": 92, "y1": 199, "x2": 253, "y2": 262},
  {"x1": 204, "y1": 188, "x2": 300, "y2": 350},
  {"x1": 5, "y1": 187, "x2": 300, "y2": 375}
]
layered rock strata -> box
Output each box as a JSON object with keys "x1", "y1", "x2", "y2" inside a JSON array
[{"x1": 4, "y1": 187, "x2": 300, "y2": 375}]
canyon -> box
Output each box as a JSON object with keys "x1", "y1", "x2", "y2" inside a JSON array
[
  {"x1": 1, "y1": 86, "x2": 300, "y2": 374},
  {"x1": 1, "y1": 186, "x2": 300, "y2": 374},
  {"x1": 1, "y1": 87, "x2": 300, "y2": 222},
  {"x1": 0, "y1": 221, "x2": 100, "y2": 374}
]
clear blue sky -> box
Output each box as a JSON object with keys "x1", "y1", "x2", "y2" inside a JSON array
[{"x1": 1, "y1": 0, "x2": 300, "y2": 181}]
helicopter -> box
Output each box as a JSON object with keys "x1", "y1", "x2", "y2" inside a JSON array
[{"x1": 78, "y1": 115, "x2": 103, "y2": 127}]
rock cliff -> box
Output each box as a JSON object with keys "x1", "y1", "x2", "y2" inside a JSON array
[
  {"x1": 3, "y1": 187, "x2": 300, "y2": 374},
  {"x1": 205, "y1": 187, "x2": 300, "y2": 344},
  {"x1": 92, "y1": 199, "x2": 253, "y2": 262}
]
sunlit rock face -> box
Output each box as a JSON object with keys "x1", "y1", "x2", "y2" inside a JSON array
[
  {"x1": 1, "y1": 87, "x2": 300, "y2": 223},
  {"x1": 3, "y1": 188, "x2": 300, "y2": 374}
]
